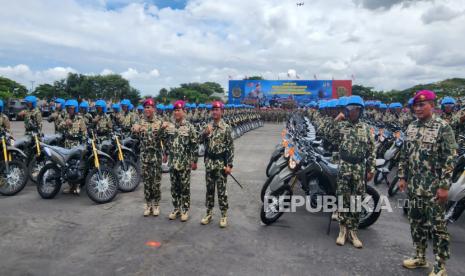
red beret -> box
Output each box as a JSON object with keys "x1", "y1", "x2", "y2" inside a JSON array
[
  {"x1": 413, "y1": 90, "x2": 436, "y2": 104},
  {"x1": 174, "y1": 100, "x2": 185, "y2": 110},
  {"x1": 143, "y1": 98, "x2": 155, "y2": 107},
  {"x1": 212, "y1": 101, "x2": 224, "y2": 109}
]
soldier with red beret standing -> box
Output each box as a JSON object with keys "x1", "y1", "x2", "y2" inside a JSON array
[
  {"x1": 165, "y1": 100, "x2": 199, "y2": 222},
  {"x1": 132, "y1": 98, "x2": 168, "y2": 217},
  {"x1": 398, "y1": 90, "x2": 457, "y2": 276},
  {"x1": 200, "y1": 101, "x2": 234, "y2": 228}
]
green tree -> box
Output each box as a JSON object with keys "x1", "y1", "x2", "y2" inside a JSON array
[{"x1": 0, "y1": 76, "x2": 28, "y2": 99}]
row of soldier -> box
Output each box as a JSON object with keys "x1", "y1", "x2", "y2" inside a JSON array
[{"x1": 304, "y1": 92, "x2": 464, "y2": 276}]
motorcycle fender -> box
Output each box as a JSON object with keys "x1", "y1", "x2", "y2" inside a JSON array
[
  {"x1": 271, "y1": 147, "x2": 284, "y2": 160},
  {"x1": 113, "y1": 146, "x2": 135, "y2": 160},
  {"x1": 270, "y1": 167, "x2": 295, "y2": 193},
  {"x1": 6, "y1": 146, "x2": 27, "y2": 159},
  {"x1": 88, "y1": 150, "x2": 115, "y2": 166},
  {"x1": 269, "y1": 156, "x2": 288, "y2": 177}
]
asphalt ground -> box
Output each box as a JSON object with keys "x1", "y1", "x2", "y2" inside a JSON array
[{"x1": 0, "y1": 121, "x2": 464, "y2": 276}]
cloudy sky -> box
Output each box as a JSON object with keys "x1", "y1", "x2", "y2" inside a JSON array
[{"x1": 0, "y1": 0, "x2": 464, "y2": 95}]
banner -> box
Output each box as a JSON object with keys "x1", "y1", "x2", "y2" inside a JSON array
[{"x1": 228, "y1": 80, "x2": 352, "y2": 107}]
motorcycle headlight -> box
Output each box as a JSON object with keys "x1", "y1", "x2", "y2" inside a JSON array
[{"x1": 289, "y1": 158, "x2": 296, "y2": 169}]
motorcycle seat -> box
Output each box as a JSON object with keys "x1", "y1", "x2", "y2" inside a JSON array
[
  {"x1": 48, "y1": 145, "x2": 86, "y2": 161},
  {"x1": 327, "y1": 163, "x2": 339, "y2": 176},
  {"x1": 43, "y1": 134, "x2": 63, "y2": 145}
]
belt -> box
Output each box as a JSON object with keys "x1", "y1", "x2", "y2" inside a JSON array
[
  {"x1": 340, "y1": 151, "x2": 365, "y2": 164},
  {"x1": 207, "y1": 152, "x2": 225, "y2": 160}
]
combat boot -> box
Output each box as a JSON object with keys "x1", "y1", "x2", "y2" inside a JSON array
[
  {"x1": 180, "y1": 211, "x2": 189, "y2": 222},
  {"x1": 152, "y1": 204, "x2": 160, "y2": 216},
  {"x1": 403, "y1": 248, "x2": 428, "y2": 269},
  {"x1": 336, "y1": 225, "x2": 347, "y2": 246},
  {"x1": 219, "y1": 216, "x2": 227, "y2": 228},
  {"x1": 201, "y1": 210, "x2": 213, "y2": 225},
  {"x1": 429, "y1": 259, "x2": 446, "y2": 276},
  {"x1": 168, "y1": 209, "x2": 180, "y2": 220},
  {"x1": 348, "y1": 230, "x2": 363, "y2": 248},
  {"x1": 143, "y1": 203, "x2": 151, "y2": 217}
]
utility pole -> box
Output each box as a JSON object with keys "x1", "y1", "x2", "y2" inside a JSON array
[{"x1": 30, "y1": 80, "x2": 35, "y2": 93}]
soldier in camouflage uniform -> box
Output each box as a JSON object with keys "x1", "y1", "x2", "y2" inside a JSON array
[
  {"x1": 200, "y1": 101, "x2": 234, "y2": 228},
  {"x1": 20, "y1": 96, "x2": 42, "y2": 136},
  {"x1": 92, "y1": 100, "x2": 113, "y2": 142},
  {"x1": 60, "y1": 99, "x2": 87, "y2": 194},
  {"x1": 79, "y1": 101, "x2": 93, "y2": 128},
  {"x1": 60, "y1": 100, "x2": 87, "y2": 149},
  {"x1": 398, "y1": 90, "x2": 457, "y2": 276},
  {"x1": 439, "y1": 97, "x2": 456, "y2": 125},
  {"x1": 118, "y1": 99, "x2": 139, "y2": 136},
  {"x1": 47, "y1": 98, "x2": 66, "y2": 134},
  {"x1": 165, "y1": 100, "x2": 199, "y2": 222},
  {"x1": 333, "y1": 96, "x2": 375, "y2": 249},
  {"x1": 0, "y1": 100, "x2": 11, "y2": 135},
  {"x1": 132, "y1": 98, "x2": 167, "y2": 217}
]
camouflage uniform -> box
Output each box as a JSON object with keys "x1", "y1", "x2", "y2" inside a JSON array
[
  {"x1": 440, "y1": 112, "x2": 453, "y2": 125},
  {"x1": 48, "y1": 110, "x2": 66, "y2": 133},
  {"x1": 398, "y1": 116, "x2": 457, "y2": 266},
  {"x1": 60, "y1": 114, "x2": 87, "y2": 148},
  {"x1": 202, "y1": 119, "x2": 234, "y2": 216},
  {"x1": 94, "y1": 114, "x2": 113, "y2": 142},
  {"x1": 81, "y1": 112, "x2": 93, "y2": 128},
  {"x1": 0, "y1": 113, "x2": 11, "y2": 134},
  {"x1": 335, "y1": 119, "x2": 376, "y2": 230},
  {"x1": 135, "y1": 115, "x2": 166, "y2": 205},
  {"x1": 451, "y1": 108, "x2": 465, "y2": 149},
  {"x1": 166, "y1": 119, "x2": 198, "y2": 212},
  {"x1": 118, "y1": 111, "x2": 138, "y2": 135},
  {"x1": 23, "y1": 108, "x2": 42, "y2": 135}
]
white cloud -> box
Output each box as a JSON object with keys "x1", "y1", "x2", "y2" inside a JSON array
[
  {"x1": 101, "y1": 68, "x2": 114, "y2": 75},
  {"x1": 0, "y1": 64, "x2": 77, "y2": 87},
  {"x1": 0, "y1": 0, "x2": 464, "y2": 94}
]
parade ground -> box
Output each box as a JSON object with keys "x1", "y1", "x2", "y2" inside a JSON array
[{"x1": 1, "y1": 121, "x2": 464, "y2": 276}]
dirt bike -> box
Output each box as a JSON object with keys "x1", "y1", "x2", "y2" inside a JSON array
[{"x1": 37, "y1": 135, "x2": 119, "y2": 204}]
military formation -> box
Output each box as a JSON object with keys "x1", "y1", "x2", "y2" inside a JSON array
[
  {"x1": 1, "y1": 91, "x2": 464, "y2": 274},
  {"x1": 303, "y1": 91, "x2": 464, "y2": 276},
  {"x1": 0, "y1": 95, "x2": 265, "y2": 228}
]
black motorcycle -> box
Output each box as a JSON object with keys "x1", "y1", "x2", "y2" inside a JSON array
[
  {"x1": 260, "y1": 143, "x2": 382, "y2": 229},
  {"x1": 37, "y1": 137, "x2": 119, "y2": 204}
]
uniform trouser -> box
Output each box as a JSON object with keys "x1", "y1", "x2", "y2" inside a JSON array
[
  {"x1": 205, "y1": 168, "x2": 228, "y2": 215},
  {"x1": 336, "y1": 161, "x2": 365, "y2": 230},
  {"x1": 407, "y1": 195, "x2": 450, "y2": 261},
  {"x1": 170, "y1": 168, "x2": 191, "y2": 212},
  {"x1": 142, "y1": 160, "x2": 162, "y2": 204}
]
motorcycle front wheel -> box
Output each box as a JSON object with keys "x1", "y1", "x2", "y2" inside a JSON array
[
  {"x1": 114, "y1": 160, "x2": 140, "y2": 193},
  {"x1": 86, "y1": 167, "x2": 119, "y2": 204},
  {"x1": 260, "y1": 185, "x2": 292, "y2": 225},
  {"x1": 37, "y1": 163, "x2": 62, "y2": 199},
  {"x1": 0, "y1": 160, "x2": 28, "y2": 196}
]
